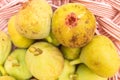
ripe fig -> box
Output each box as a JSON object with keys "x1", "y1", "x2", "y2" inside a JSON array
[
  {"x1": 70, "y1": 35, "x2": 120, "y2": 77},
  {"x1": 25, "y1": 42, "x2": 64, "y2": 80},
  {"x1": 0, "y1": 30, "x2": 11, "y2": 65},
  {"x1": 8, "y1": 15, "x2": 34, "y2": 48},
  {"x1": 16, "y1": 0, "x2": 53, "y2": 39},
  {"x1": 0, "y1": 30, "x2": 12, "y2": 75},
  {"x1": 52, "y1": 3, "x2": 96, "y2": 48},
  {"x1": 4, "y1": 49, "x2": 32, "y2": 80}
]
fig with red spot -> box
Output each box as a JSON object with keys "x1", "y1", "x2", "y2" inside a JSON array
[{"x1": 52, "y1": 3, "x2": 96, "y2": 48}]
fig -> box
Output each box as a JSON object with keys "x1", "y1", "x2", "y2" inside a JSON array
[
  {"x1": 8, "y1": 15, "x2": 34, "y2": 48},
  {"x1": 25, "y1": 42, "x2": 64, "y2": 80},
  {"x1": 0, "y1": 76, "x2": 15, "y2": 80},
  {"x1": 58, "y1": 60, "x2": 76, "y2": 80},
  {"x1": 16, "y1": 0, "x2": 53, "y2": 39},
  {"x1": 0, "y1": 30, "x2": 12, "y2": 75},
  {"x1": 0, "y1": 30, "x2": 11, "y2": 65},
  {"x1": 4, "y1": 49, "x2": 32, "y2": 80},
  {"x1": 52, "y1": 3, "x2": 96, "y2": 48},
  {"x1": 70, "y1": 35, "x2": 120, "y2": 77},
  {"x1": 60, "y1": 45, "x2": 81, "y2": 60},
  {"x1": 76, "y1": 64, "x2": 107, "y2": 80}
]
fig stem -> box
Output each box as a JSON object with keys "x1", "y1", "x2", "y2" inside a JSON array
[
  {"x1": 0, "y1": 65, "x2": 7, "y2": 76},
  {"x1": 70, "y1": 58, "x2": 82, "y2": 65},
  {"x1": 45, "y1": 36, "x2": 52, "y2": 43},
  {"x1": 29, "y1": 47, "x2": 43, "y2": 56}
]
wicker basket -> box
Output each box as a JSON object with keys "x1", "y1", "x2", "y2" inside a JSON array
[{"x1": 0, "y1": 0, "x2": 120, "y2": 80}]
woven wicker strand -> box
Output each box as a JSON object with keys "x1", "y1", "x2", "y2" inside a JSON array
[{"x1": 0, "y1": 0, "x2": 120, "y2": 80}]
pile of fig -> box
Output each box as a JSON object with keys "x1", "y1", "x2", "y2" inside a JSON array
[{"x1": 0, "y1": 0, "x2": 120, "y2": 80}]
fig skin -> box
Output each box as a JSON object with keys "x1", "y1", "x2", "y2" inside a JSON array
[
  {"x1": 80, "y1": 35, "x2": 120, "y2": 77},
  {"x1": 8, "y1": 15, "x2": 34, "y2": 48},
  {"x1": 0, "y1": 30, "x2": 11, "y2": 65},
  {"x1": 71, "y1": 35, "x2": 120, "y2": 77},
  {"x1": 52, "y1": 3, "x2": 96, "y2": 48},
  {"x1": 0, "y1": 76, "x2": 16, "y2": 80},
  {"x1": 16, "y1": 0, "x2": 53, "y2": 39},
  {"x1": 60, "y1": 46, "x2": 81, "y2": 60},
  {"x1": 58, "y1": 60, "x2": 76, "y2": 80},
  {"x1": 76, "y1": 64, "x2": 107, "y2": 80},
  {"x1": 25, "y1": 42, "x2": 64, "y2": 80},
  {"x1": 0, "y1": 30, "x2": 12, "y2": 75},
  {"x1": 4, "y1": 49, "x2": 32, "y2": 80}
]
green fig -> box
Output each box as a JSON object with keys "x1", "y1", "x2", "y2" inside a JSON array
[
  {"x1": 8, "y1": 15, "x2": 34, "y2": 48},
  {"x1": 52, "y1": 3, "x2": 96, "y2": 48},
  {"x1": 76, "y1": 64, "x2": 107, "y2": 80},
  {"x1": 4, "y1": 49, "x2": 32, "y2": 80},
  {"x1": 70, "y1": 35, "x2": 120, "y2": 77},
  {"x1": 0, "y1": 30, "x2": 12, "y2": 75},
  {"x1": 16, "y1": 0, "x2": 53, "y2": 39},
  {"x1": 58, "y1": 60, "x2": 76, "y2": 80},
  {"x1": 60, "y1": 46, "x2": 80, "y2": 60},
  {"x1": 25, "y1": 42, "x2": 64, "y2": 80},
  {"x1": 0, "y1": 76, "x2": 16, "y2": 80}
]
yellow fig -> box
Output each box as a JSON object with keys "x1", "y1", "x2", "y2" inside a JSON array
[
  {"x1": 70, "y1": 35, "x2": 120, "y2": 77},
  {"x1": 8, "y1": 15, "x2": 34, "y2": 48},
  {"x1": 16, "y1": 0, "x2": 53, "y2": 39},
  {"x1": 25, "y1": 42, "x2": 64, "y2": 80},
  {"x1": 0, "y1": 30, "x2": 11, "y2": 75},
  {"x1": 52, "y1": 3, "x2": 96, "y2": 48}
]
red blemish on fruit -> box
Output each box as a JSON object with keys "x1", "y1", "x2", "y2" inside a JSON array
[
  {"x1": 21, "y1": 3, "x2": 28, "y2": 9},
  {"x1": 65, "y1": 12, "x2": 78, "y2": 28}
]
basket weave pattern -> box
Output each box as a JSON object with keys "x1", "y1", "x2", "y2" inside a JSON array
[{"x1": 0, "y1": 0, "x2": 120, "y2": 80}]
